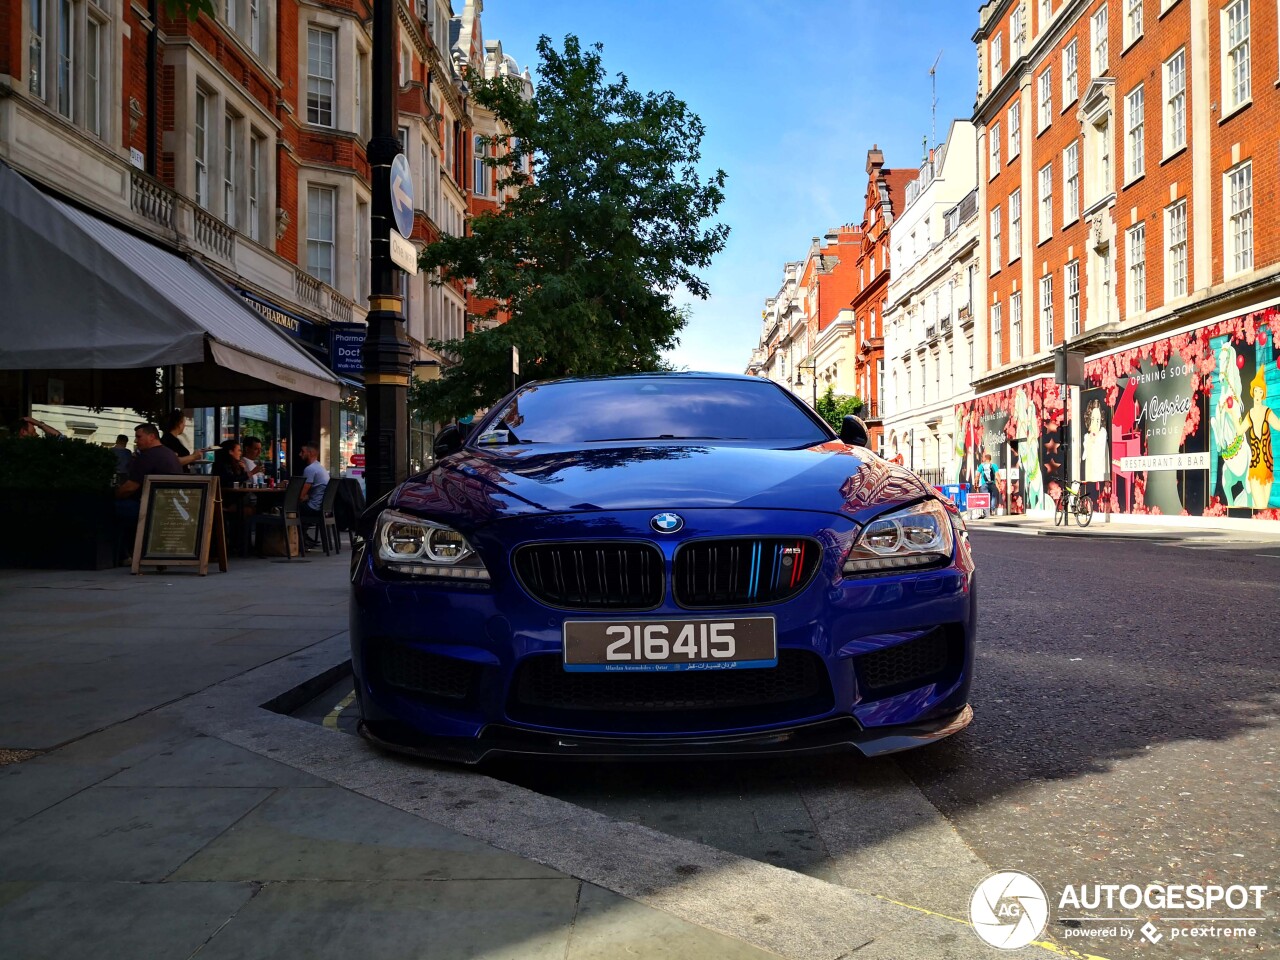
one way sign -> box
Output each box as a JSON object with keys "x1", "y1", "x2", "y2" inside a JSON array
[{"x1": 389, "y1": 153, "x2": 414, "y2": 239}]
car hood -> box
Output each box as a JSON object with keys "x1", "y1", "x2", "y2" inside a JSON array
[{"x1": 390, "y1": 442, "x2": 935, "y2": 527}]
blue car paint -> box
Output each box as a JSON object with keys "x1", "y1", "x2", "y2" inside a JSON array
[{"x1": 350, "y1": 376, "x2": 975, "y2": 762}]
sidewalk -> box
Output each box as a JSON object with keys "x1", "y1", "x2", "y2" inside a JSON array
[
  {"x1": 966, "y1": 510, "x2": 1280, "y2": 544},
  {"x1": 0, "y1": 555, "x2": 1082, "y2": 960}
]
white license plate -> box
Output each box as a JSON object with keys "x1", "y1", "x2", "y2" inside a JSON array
[{"x1": 562, "y1": 617, "x2": 777, "y2": 673}]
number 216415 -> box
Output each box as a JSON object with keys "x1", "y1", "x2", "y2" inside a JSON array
[{"x1": 604, "y1": 622, "x2": 735, "y2": 661}]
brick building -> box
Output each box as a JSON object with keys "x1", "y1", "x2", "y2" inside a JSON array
[
  {"x1": 1, "y1": 0, "x2": 525, "y2": 477},
  {"x1": 968, "y1": 0, "x2": 1280, "y2": 522}
]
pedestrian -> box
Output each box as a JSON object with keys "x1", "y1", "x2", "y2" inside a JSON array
[
  {"x1": 976, "y1": 452, "x2": 999, "y2": 518},
  {"x1": 111, "y1": 433, "x2": 133, "y2": 484},
  {"x1": 159, "y1": 409, "x2": 212, "y2": 472}
]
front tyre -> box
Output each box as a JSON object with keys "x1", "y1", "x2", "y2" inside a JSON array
[
  {"x1": 1075, "y1": 496, "x2": 1094, "y2": 527},
  {"x1": 1055, "y1": 497, "x2": 1068, "y2": 526}
]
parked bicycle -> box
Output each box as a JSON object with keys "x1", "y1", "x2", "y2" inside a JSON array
[{"x1": 1052, "y1": 477, "x2": 1094, "y2": 527}]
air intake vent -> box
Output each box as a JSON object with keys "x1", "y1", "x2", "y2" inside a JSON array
[
  {"x1": 513, "y1": 541, "x2": 665, "y2": 610},
  {"x1": 673, "y1": 538, "x2": 821, "y2": 608},
  {"x1": 854, "y1": 627, "x2": 956, "y2": 695}
]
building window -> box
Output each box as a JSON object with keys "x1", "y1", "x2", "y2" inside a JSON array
[
  {"x1": 223, "y1": 114, "x2": 238, "y2": 228},
  {"x1": 1009, "y1": 102, "x2": 1020, "y2": 158},
  {"x1": 1091, "y1": 4, "x2": 1109, "y2": 76},
  {"x1": 356, "y1": 199, "x2": 369, "y2": 303},
  {"x1": 1040, "y1": 0, "x2": 1053, "y2": 28},
  {"x1": 248, "y1": 133, "x2": 263, "y2": 243},
  {"x1": 1164, "y1": 49, "x2": 1186, "y2": 154},
  {"x1": 990, "y1": 122, "x2": 1001, "y2": 173},
  {"x1": 249, "y1": 0, "x2": 261, "y2": 55},
  {"x1": 1011, "y1": 290, "x2": 1023, "y2": 359},
  {"x1": 224, "y1": 0, "x2": 236, "y2": 30},
  {"x1": 991, "y1": 206, "x2": 1002, "y2": 270},
  {"x1": 307, "y1": 26, "x2": 335, "y2": 127},
  {"x1": 1124, "y1": 85, "x2": 1144, "y2": 180},
  {"x1": 1063, "y1": 38, "x2": 1078, "y2": 106},
  {"x1": 400, "y1": 40, "x2": 411, "y2": 86},
  {"x1": 992, "y1": 301, "x2": 1003, "y2": 363},
  {"x1": 85, "y1": 14, "x2": 103, "y2": 137},
  {"x1": 992, "y1": 34, "x2": 1004, "y2": 83},
  {"x1": 1126, "y1": 222, "x2": 1145, "y2": 314},
  {"x1": 55, "y1": 0, "x2": 73, "y2": 119},
  {"x1": 1065, "y1": 260, "x2": 1080, "y2": 337},
  {"x1": 1165, "y1": 199, "x2": 1188, "y2": 299},
  {"x1": 1038, "y1": 67, "x2": 1053, "y2": 130},
  {"x1": 1226, "y1": 161, "x2": 1253, "y2": 276},
  {"x1": 1064, "y1": 142, "x2": 1079, "y2": 223},
  {"x1": 307, "y1": 185, "x2": 336, "y2": 285},
  {"x1": 1012, "y1": 3, "x2": 1027, "y2": 59},
  {"x1": 1040, "y1": 274, "x2": 1055, "y2": 347},
  {"x1": 1039, "y1": 162, "x2": 1053, "y2": 242},
  {"x1": 29, "y1": 0, "x2": 44, "y2": 97},
  {"x1": 1124, "y1": 0, "x2": 1143, "y2": 46},
  {"x1": 1009, "y1": 188, "x2": 1022, "y2": 259},
  {"x1": 194, "y1": 88, "x2": 209, "y2": 209},
  {"x1": 474, "y1": 135, "x2": 487, "y2": 195},
  {"x1": 1224, "y1": 0, "x2": 1250, "y2": 110}
]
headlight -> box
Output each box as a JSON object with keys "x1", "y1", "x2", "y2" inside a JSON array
[
  {"x1": 374, "y1": 510, "x2": 491, "y2": 581},
  {"x1": 843, "y1": 500, "x2": 954, "y2": 576}
]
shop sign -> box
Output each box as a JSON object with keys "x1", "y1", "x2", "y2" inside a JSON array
[
  {"x1": 240, "y1": 293, "x2": 310, "y2": 338},
  {"x1": 350, "y1": 453, "x2": 366, "y2": 467},
  {"x1": 329, "y1": 323, "x2": 366, "y2": 377}
]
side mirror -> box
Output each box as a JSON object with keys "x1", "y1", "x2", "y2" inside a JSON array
[
  {"x1": 433, "y1": 424, "x2": 465, "y2": 459},
  {"x1": 840, "y1": 415, "x2": 869, "y2": 447}
]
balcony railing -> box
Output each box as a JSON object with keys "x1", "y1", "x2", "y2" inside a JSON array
[
  {"x1": 295, "y1": 267, "x2": 323, "y2": 310},
  {"x1": 193, "y1": 207, "x2": 235, "y2": 262},
  {"x1": 129, "y1": 170, "x2": 176, "y2": 230}
]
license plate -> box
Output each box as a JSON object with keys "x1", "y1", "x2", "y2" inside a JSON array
[{"x1": 562, "y1": 617, "x2": 777, "y2": 673}]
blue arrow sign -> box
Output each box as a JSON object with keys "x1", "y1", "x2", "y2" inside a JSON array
[{"x1": 389, "y1": 153, "x2": 414, "y2": 239}]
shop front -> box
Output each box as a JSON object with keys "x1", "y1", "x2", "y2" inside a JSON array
[{"x1": 956, "y1": 304, "x2": 1280, "y2": 522}]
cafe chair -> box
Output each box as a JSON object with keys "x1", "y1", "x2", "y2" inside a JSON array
[
  {"x1": 251, "y1": 476, "x2": 306, "y2": 560},
  {"x1": 301, "y1": 480, "x2": 342, "y2": 556}
]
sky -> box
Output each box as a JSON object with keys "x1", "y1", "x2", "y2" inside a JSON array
[{"x1": 478, "y1": 0, "x2": 981, "y2": 374}]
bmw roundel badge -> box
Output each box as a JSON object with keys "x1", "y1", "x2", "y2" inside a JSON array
[{"x1": 650, "y1": 512, "x2": 684, "y2": 534}]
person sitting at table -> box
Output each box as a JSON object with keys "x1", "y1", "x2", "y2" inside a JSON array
[
  {"x1": 115, "y1": 423, "x2": 183, "y2": 521},
  {"x1": 159, "y1": 409, "x2": 212, "y2": 472},
  {"x1": 298, "y1": 442, "x2": 329, "y2": 528},
  {"x1": 212, "y1": 440, "x2": 250, "y2": 489},
  {"x1": 240, "y1": 436, "x2": 265, "y2": 482}
]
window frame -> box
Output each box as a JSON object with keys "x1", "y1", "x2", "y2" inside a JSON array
[
  {"x1": 306, "y1": 25, "x2": 336, "y2": 128},
  {"x1": 1065, "y1": 259, "x2": 1081, "y2": 338},
  {"x1": 1008, "y1": 101, "x2": 1021, "y2": 159},
  {"x1": 1222, "y1": 0, "x2": 1251, "y2": 115},
  {"x1": 1009, "y1": 187, "x2": 1022, "y2": 260},
  {"x1": 1123, "y1": 0, "x2": 1143, "y2": 48},
  {"x1": 1062, "y1": 38, "x2": 1079, "y2": 107},
  {"x1": 990, "y1": 205, "x2": 1002, "y2": 272},
  {"x1": 1040, "y1": 274, "x2": 1055, "y2": 348},
  {"x1": 1039, "y1": 162, "x2": 1054, "y2": 243},
  {"x1": 1163, "y1": 48, "x2": 1187, "y2": 158},
  {"x1": 306, "y1": 183, "x2": 337, "y2": 286},
  {"x1": 1124, "y1": 84, "x2": 1144, "y2": 182},
  {"x1": 1010, "y1": 289, "x2": 1023, "y2": 359},
  {"x1": 1064, "y1": 141, "x2": 1080, "y2": 224},
  {"x1": 990, "y1": 121, "x2": 1002, "y2": 174},
  {"x1": 1225, "y1": 160, "x2": 1253, "y2": 277},
  {"x1": 1126, "y1": 222, "x2": 1146, "y2": 315},
  {"x1": 1038, "y1": 67, "x2": 1054, "y2": 131},
  {"x1": 1165, "y1": 199, "x2": 1188, "y2": 300},
  {"x1": 194, "y1": 87, "x2": 210, "y2": 210},
  {"x1": 1091, "y1": 4, "x2": 1109, "y2": 76},
  {"x1": 992, "y1": 33, "x2": 1004, "y2": 84},
  {"x1": 992, "y1": 300, "x2": 1003, "y2": 364}
]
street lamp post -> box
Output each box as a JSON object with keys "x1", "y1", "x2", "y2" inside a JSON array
[{"x1": 362, "y1": 0, "x2": 413, "y2": 503}]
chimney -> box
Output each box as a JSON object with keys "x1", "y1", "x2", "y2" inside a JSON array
[{"x1": 866, "y1": 144, "x2": 885, "y2": 175}]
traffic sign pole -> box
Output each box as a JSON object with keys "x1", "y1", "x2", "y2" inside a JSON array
[{"x1": 362, "y1": 0, "x2": 412, "y2": 503}]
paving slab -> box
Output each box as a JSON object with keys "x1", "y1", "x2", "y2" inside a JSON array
[
  {"x1": 173, "y1": 786, "x2": 565, "y2": 882},
  {"x1": 0, "y1": 880, "x2": 255, "y2": 960},
  {"x1": 0, "y1": 758, "x2": 119, "y2": 832},
  {"x1": 102, "y1": 735, "x2": 330, "y2": 789},
  {"x1": 194, "y1": 878, "x2": 580, "y2": 960},
  {"x1": 0, "y1": 785, "x2": 271, "y2": 882}
]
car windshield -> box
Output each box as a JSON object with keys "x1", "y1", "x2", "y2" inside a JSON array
[{"x1": 476, "y1": 378, "x2": 831, "y2": 446}]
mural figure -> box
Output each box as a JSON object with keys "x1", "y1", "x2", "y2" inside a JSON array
[
  {"x1": 1212, "y1": 342, "x2": 1250, "y2": 506},
  {"x1": 1012, "y1": 387, "x2": 1043, "y2": 511},
  {"x1": 1081, "y1": 399, "x2": 1110, "y2": 503},
  {"x1": 1243, "y1": 367, "x2": 1280, "y2": 508}
]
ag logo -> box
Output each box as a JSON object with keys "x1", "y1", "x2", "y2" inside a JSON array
[
  {"x1": 970, "y1": 870, "x2": 1049, "y2": 950},
  {"x1": 650, "y1": 513, "x2": 684, "y2": 534}
]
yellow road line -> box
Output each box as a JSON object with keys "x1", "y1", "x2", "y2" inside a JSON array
[
  {"x1": 863, "y1": 893, "x2": 1114, "y2": 960},
  {"x1": 323, "y1": 690, "x2": 357, "y2": 730}
]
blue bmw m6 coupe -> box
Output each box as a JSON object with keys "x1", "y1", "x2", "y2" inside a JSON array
[{"x1": 350, "y1": 373, "x2": 975, "y2": 763}]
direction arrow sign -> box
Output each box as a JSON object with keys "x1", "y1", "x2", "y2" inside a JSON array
[{"x1": 389, "y1": 153, "x2": 414, "y2": 239}]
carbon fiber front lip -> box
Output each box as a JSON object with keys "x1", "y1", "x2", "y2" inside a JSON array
[{"x1": 357, "y1": 704, "x2": 972, "y2": 765}]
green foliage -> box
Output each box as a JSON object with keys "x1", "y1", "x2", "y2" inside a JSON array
[
  {"x1": 160, "y1": 0, "x2": 215, "y2": 18},
  {"x1": 410, "y1": 35, "x2": 729, "y2": 423},
  {"x1": 814, "y1": 386, "x2": 863, "y2": 431},
  {"x1": 0, "y1": 436, "x2": 118, "y2": 493}
]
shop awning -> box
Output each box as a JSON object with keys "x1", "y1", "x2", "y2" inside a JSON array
[{"x1": 0, "y1": 162, "x2": 341, "y2": 403}]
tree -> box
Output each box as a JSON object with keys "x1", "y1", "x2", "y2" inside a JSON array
[
  {"x1": 161, "y1": 0, "x2": 215, "y2": 17},
  {"x1": 814, "y1": 385, "x2": 863, "y2": 431},
  {"x1": 410, "y1": 35, "x2": 729, "y2": 423}
]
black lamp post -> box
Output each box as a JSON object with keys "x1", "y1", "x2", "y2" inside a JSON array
[{"x1": 362, "y1": 0, "x2": 413, "y2": 503}]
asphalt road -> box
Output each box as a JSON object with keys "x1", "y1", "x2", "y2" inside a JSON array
[{"x1": 306, "y1": 530, "x2": 1280, "y2": 958}]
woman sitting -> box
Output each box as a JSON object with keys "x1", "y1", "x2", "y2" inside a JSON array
[{"x1": 213, "y1": 440, "x2": 250, "y2": 489}]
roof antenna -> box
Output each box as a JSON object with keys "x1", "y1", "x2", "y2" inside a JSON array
[{"x1": 929, "y1": 49, "x2": 943, "y2": 151}]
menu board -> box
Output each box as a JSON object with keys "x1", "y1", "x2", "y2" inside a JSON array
[{"x1": 132, "y1": 476, "x2": 227, "y2": 576}]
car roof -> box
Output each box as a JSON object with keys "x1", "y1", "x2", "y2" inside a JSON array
[{"x1": 522, "y1": 371, "x2": 767, "y2": 387}]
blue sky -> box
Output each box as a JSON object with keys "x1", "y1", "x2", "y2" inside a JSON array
[{"x1": 479, "y1": 1, "x2": 981, "y2": 373}]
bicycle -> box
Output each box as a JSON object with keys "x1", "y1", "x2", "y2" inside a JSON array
[{"x1": 1053, "y1": 478, "x2": 1094, "y2": 527}]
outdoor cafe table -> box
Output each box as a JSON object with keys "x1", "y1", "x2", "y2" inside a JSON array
[{"x1": 221, "y1": 486, "x2": 287, "y2": 558}]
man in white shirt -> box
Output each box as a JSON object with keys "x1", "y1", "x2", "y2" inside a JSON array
[
  {"x1": 298, "y1": 443, "x2": 330, "y2": 516},
  {"x1": 241, "y1": 436, "x2": 265, "y2": 483}
]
